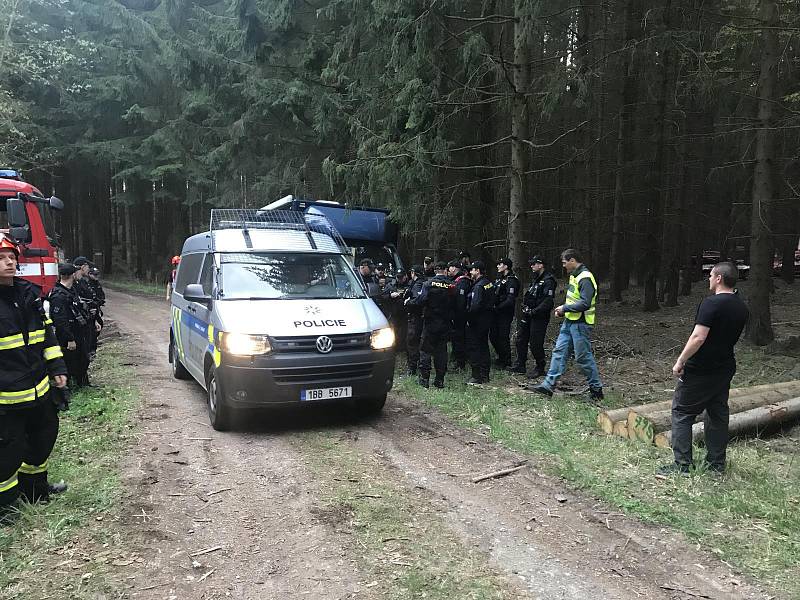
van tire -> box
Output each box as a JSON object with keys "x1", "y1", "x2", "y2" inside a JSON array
[
  {"x1": 206, "y1": 365, "x2": 233, "y2": 431},
  {"x1": 355, "y1": 393, "x2": 387, "y2": 416},
  {"x1": 170, "y1": 339, "x2": 191, "y2": 380}
]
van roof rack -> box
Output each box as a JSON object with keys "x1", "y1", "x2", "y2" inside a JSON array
[{"x1": 208, "y1": 208, "x2": 348, "y2": 253}]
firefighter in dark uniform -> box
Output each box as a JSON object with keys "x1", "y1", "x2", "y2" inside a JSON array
[
  {"x1": 413, "y1": 262, "x2": 455, "y2": 388},
  {"x1": 0, "y1": 234, "x2": 69, "y2": 517},
  {"x1": 489, "y1": 257, "x2": 520, "y2": 368},
  {"x1": 389, "y1": 269, "x2": 410, "y2": 353},
  {"x1": 465, "y1": 261, "x2": 495, "y2": 385},
  {"x1": 73, "y1": 257, "x2": 102, "y2": 359},
  {"x1": 49, "y1": 264, "x2": 92, "y2": 387},
  {"x1": 403, "y1": 265, "x2": 426, "y2": 375},
  {"x1": 447, "y1": 260, "x2": 472, "y2": 370},
  {"x1": 509, "y1": 256, "x2": 557, "y2": 377}
]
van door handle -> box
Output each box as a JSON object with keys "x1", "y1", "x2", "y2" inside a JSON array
[{"x1": 187, "y1": 305, "x2": 196, "y2": 313}]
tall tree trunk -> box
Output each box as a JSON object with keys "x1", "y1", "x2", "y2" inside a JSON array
[
  {"x1": 746, "y1": 0, "x2": 778, "y2": 345},
  {"x1": 508, "y1": 0, "x2": 531, "y2": 272}
]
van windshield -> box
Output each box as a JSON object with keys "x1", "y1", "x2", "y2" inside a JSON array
[{"x1": 219, "y1": 252, "x2": 366, "y2": 300}]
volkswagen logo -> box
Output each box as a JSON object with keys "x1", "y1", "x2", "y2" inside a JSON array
[{"x1": 315, "y1": 335, "x2": 333, "y2": 354}]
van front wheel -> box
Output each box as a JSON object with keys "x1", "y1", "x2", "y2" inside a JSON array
[
  {"x1": 355, "y1": 393, "x2": 387, "y2": 417},
  {"x1": 206, "y1": 366, "x2": 234, "y2": 431}
]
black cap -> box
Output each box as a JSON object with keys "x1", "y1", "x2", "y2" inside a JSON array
[
  {"x1": 447, "y1": 259, "x2": 461, "y2": 269},
  {"x1": 410, "y1": 264, "x2": 425, "y2": 275},
  {"x1": 375, "y1": 262, "x2": 386, "y2": 270},
  {"x1": 497, "y1": 257, "x2": 513, "y2": 269},
  {"x1": 73, "y1": 256, "x2": 90, "y2": 267},
  {"x1": 58, "y1": 263, "x2": 78, "y2": 277},
  {"x1": 469, "y1": 260, "x2": 486, "y2": 273},
  {"x1": 396, "y1": 268, "x2": 408, "y2": 277},
  {"x1": 529, "y1": 255, "x2": 544, "y2": 265},
  {"x1": 423, "y1": 256, "x2": 433, "y2": 263},
  {"x1": 89, "y1": 267, "x2": 101, "y2": 276},
  {"x1": 458, "y1": 250, "x2": 470, "y2": 258}
]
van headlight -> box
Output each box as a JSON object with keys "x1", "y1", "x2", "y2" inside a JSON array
[
  {"x1": 221, "y1": 333, "x2": 272, "y2": 355},
  {"x1": 370, "y1": 327, "x2": 395, "y2": 350}
]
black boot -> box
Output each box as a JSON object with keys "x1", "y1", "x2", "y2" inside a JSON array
[
  {"x1": 531, "y1": 364, "x2": 546, "y2": 378},
  {"x1": 417, "y1": 376, "x2": 430, "y2": 388},
  {"x1": 433, "y1": 374, "x2": 445, "y2": 389}
]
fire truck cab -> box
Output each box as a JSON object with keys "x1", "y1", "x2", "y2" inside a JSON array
[{"x1": 0, "y1": 170, "x2": 64, "y2": 295}]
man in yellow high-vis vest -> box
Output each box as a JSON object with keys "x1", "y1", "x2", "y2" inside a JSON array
[{"x1": 528, "y1": 248, "x2": 604, "y2": 403}]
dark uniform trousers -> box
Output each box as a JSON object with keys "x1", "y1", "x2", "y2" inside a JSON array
[
  {"x1": 515, "y1": 316, "x2": 550, "y2": 372},
  {"x1": 466, "y1": 323, "x2": 491, "y2": 382},
  {"x1": 419, "y1": 329, "x2": 449, "y2": 382},
  {"x1": 406, "y1": 314, "x2": 423, "y2": 374},
  {"x1": 489, "y1": 312, "x2": 514, "y2": 366},
  {"x1": 0, "y1": 398, "x2": 60, "y2": 506},
  {"x1": 450, "y1": 319, "x2": 466, "y2": 367},
  {"x1": 671, "y1": 368, "x2": 735, "y2": 469}
]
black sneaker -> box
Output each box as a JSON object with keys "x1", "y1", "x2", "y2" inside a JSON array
[
  {"x1": 528, "y1": 384, "x2": 553, "y2": 397},
  {"x1": 656, "y1": 463, "x2": 691, "y2": 477},
  {"x1": 433, "y1": 380, "x2": 445, "y2": 389},
  {"x1": 506, "y1": 365, "x2": 526, "y2": 374}
]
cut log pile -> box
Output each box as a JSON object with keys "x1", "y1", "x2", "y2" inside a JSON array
[{"x1": 597, "y1": 380, "x2": 800, "y2": 447}]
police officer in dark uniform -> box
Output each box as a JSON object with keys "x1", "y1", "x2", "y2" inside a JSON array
[
  {"x1": 465, "y1": 261, "x2": 495, "y2": 385},
  {"x1": 413, "y1": 262, "x2": 455, "y2": 388},
  {"x1": 447, "y1": 260, "x2": 472, "y2": 370},
  {"x1": 72, "y1": 257, "x2": 102, "y2": 359},
  {"x1": 489, "y1": 257, "x2": 520, "y2": 368},
  {"x1": 388, "y1": 269, "x2": 410, "y2": 352},
  {"x1": 423, "y1": 256, "x2": 435, "y2": 278},
  {"x1": 48, "y1": 264, "x2": 91, "y2": 387},
  {"x1": 358, "y1": 259, "x2": 377, "y2": 288},
  {"x1": 458, "y1": 250, "x2": 471, "y2": 269},
  {"x1": 509, "y1": 256, "x2": 557, "y2": 377},
  {"x1": 403, "y1": 265, "x2": 426, "y2": 376}
]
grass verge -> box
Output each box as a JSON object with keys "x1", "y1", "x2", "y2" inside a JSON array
[
  {"x1": 294, "y1": 430, "x2": 519, "y2": 599},
  {"x1": 105, "y1": 278, "x2": 164, "y2": 297},
  {"x1": 395, "y1": 361, "x2": 800, "y2": 598},
  {"x1": 0, "y1": 340, "x2": 137, "y2": 599}
]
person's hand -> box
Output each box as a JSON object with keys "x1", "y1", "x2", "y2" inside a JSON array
[
  {"x1": 67, "y1": 341, "x2": 77, "y2": 351},
  {"x1": 95, "y1": 321, "x2": 102, "y2": 332},
  {"x1": 54, "y1": 375, "x2": 67, "y2": 388},
  {"x1": 554, "y1": 305, "x2": 565, "y2": 317},
  {"x1": 672, "y1": 360, "x2": 684, "y2": 377}
]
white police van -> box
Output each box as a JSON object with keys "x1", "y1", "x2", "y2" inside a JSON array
[{"x1": 168, "y1": 209, "x2": 396, "y2": 430}]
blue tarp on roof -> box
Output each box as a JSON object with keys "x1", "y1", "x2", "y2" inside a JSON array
[{"x1": 306, "y1": 205, "x2": 395, "y2": 244}]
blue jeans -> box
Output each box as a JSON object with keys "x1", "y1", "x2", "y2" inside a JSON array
[{"x1": 542, "y1": 320, "x2": 602, "y2": 391}]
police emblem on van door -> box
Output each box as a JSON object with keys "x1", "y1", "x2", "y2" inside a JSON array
[
  {"x1": 316, "y1": 335, "x2": 333, "y2": 353},
  {"x1": 305, "y1": 305, "x2": 320, "y2": 315}
]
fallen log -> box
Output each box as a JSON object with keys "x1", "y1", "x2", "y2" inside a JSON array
[
  {"x1": 655, "y1": 396, "x2": 800, "y2": 448},
  {"x1": 596, "y1": 380, "x2": 800, "y2": 439},
  {"x1": 628, "y1": 387, "x2": 800, "y2": 444}
]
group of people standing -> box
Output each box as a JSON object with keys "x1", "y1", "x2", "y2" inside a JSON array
[
  {"x1": 361, "y1": 248, "x2": 603, "y2": 401},
  {"x1": 0, "y1": 233, "x2": 106, "y2": 523}
]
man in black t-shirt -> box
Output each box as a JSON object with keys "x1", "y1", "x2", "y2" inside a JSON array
[{"x1": 660, "y1": 262, "x2": 749, "y2": 476}]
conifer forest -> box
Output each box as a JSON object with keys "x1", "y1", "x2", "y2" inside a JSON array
[{"x1": 2, "y1": 0, "x2": 799, "y2": 344}]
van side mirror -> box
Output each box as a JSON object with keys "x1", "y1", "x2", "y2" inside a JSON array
[
  {"x1": 49, "y1": 196, "x2": 64, "y2": 211},
  {"x1": 9, "y1": 225, "x2": 31, "y2": 244},
  {"x1": 6, "y1": 198, "x2": 27, "y2": 227},
  {"x1": 184, "y1": 283, "x2": 211, "y2": 305}
]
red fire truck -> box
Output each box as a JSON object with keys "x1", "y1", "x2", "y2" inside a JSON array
[{"x1": 0, "y1": 170, "x2": 64, "y2": 295}]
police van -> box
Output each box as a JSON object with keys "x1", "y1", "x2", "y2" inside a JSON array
[{"x1": 168, "y1": 209, "x2": 396, "y2": 430}]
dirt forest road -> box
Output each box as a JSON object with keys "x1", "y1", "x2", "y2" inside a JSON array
[{"x1": 105, "y1": 289, "x2": 770, "y2": 600}]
